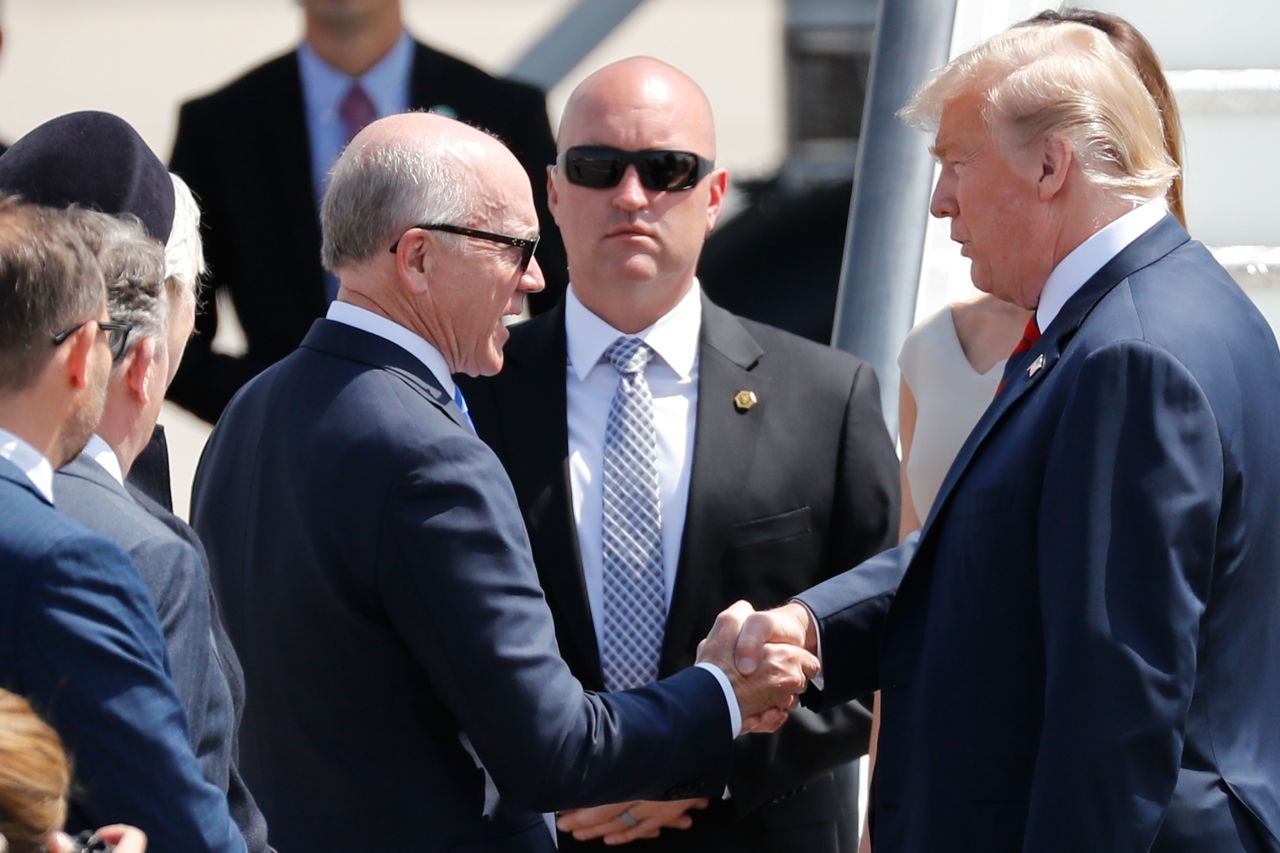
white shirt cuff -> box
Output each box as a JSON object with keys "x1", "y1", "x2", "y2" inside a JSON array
[{"x1": 695, "y1": 661, "x2": 742, "y2": 737}]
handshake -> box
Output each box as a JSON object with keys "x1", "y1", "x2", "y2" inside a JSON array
[{"x1": 694, "y1": 600, "x2": 820, "y2": 735}]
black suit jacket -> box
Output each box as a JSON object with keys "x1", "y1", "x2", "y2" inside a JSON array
[
  {"x1": 168, "y1": 37, "x2": 565, "y2": 422},
  {"x1": 464, "y1": 296, "x2": 900, "y2": 852}
]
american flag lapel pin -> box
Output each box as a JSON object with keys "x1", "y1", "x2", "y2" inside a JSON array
[{"x1": 1027, "y1": 354, "x2": 1046, "y2": 377}]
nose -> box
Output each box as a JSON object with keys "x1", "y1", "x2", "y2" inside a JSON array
[
  {"x1": 930, "y1": 166, "x2": 957, "y2": 219},
  {"x1": 520, "y1": 257, "x2": 546, "y2": 294},
  {"x1": 612, "y1": 165, "x2": 649, "y2": 212}
]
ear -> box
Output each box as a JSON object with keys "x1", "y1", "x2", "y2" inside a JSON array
[
  {"x1": 64, "y1": 321, "x2": 98, "y2": 389},
  {"x1": 1037, "y1": 135, "x2": 1073, "y2": 201},
  {"x1": 546, "y1": 164, "x2": 562, "y2": 224},
  {"x1": 123, "y1": 336, "x2": 157, "y2": 404},
  {"x1": 704, "y1": 168, "x2": 729, "y2": 234},
  {"x1": 394, "y1": 229, "x2": 432, "y2": 295}
]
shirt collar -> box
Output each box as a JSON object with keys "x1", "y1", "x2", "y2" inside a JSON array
[
  {"x1": 0, "y1": 427, "x2": 54, "y2": 503},
  {"x1": 297, "y1": 28, "x2": 413, "y2": 121},
  {"x1": 564, "y1": 280, "x2": 703, "y2": 382},
  {"x1": 1035, "y1": 198, "x2": 1169, "y2": 332},
  {"x1": 326, "y1": 300, "x2": 456, "y2": 398},
  {"x1": 82, "y1": 433, "x2": 125, "y2": 488}
]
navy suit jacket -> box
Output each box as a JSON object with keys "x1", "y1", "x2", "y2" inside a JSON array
[
  {"x1": 796, "y1": 216, "x2": 1280, "y2": 852},
  {"x1": 192, "y1": 319, "x2": 733, "y2": 852},
  {"x1": 464, "y1": 297, "x2": 900, "y2": 852},
  {"x1": 0, "y1": 459, "x2": 245, "y2": 853},
  {"x1": 167, "y1": 38, "x2": 566, "y2": 423},
  {"x1": 55, "y1": 456, "x2": 270, "y2": 853}
]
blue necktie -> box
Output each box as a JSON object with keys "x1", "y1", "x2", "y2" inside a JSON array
[
  {"x1": 453, "y1": 385, "x2": 475, "y2": 432},
  {"x1": 599, "y1": 336, "x2": 666, "y2": 691}
]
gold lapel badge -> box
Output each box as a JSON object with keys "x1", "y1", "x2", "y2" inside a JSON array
[
  {"x1": 1027, "y1": 354, "x2": 1046, "y2": 377},
  {"x1": 734, "y1": 390, "x2": 758, "y2": 412}
]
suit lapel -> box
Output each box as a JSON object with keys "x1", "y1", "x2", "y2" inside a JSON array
[
  {"x1": 498, "y1": 307, "x2": 603, "y2": 685},
  {"x1": 661, "y1": 298, "x2": 766, "y2": 673},
  {"x1": 921, "y1": 214, "x2": 1191, "y2": 537},
  {"x1": 59, "y1": 456, "x2": 133, "y2": 501}
]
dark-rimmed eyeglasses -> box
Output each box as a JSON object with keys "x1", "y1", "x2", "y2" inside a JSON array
[
  {"x1": 51, "y1": 320, "x2": 134, "y2": 362},
  {"x1": 389, "y1": 223, "x2": 539, "y2": 273},
  {"x1": 558, "y1": 146, "x2": 716, "y2": 191}
]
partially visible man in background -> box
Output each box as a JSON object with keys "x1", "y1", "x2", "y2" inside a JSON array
[
  {"x1": 0, "y1": 110, "x2": 269, "y2": 852},
  {"x1": 464, "y1": 56, "x2": 898, "y2": 852},
  {"x1": 167, "y1": 0, "x2": 565, "y2": 423},
  {"x1": 0, "y1": 196, "x2": 246, "y2": 853}
]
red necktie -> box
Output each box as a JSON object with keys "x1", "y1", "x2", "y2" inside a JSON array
[
  {"x1": 339, "y1": 83, "x2": 377, "y2": 145},
  {"x1": 995, "y1": 316, "x2": 1041, "y2": 397}
]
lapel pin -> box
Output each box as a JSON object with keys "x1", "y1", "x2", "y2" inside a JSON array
[
  {"x1": 1027, "y1": 354, "x2": 1046, "y2": 377},
  {"x1": 733, "y1": 390, "x2": 758, "y2": 412}
]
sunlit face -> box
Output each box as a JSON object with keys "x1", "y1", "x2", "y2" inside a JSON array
[
  {"x1": 929, "y1": 93, "x2": 1053, "y2": 309},
  {"x1": 549, "y1": 71, "x2": 724, "y2": 306},
  {"x1": 426, "y1": 173, "x2": 545, "y2": 377}
]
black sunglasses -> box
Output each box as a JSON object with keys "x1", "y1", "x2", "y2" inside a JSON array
[
  {"x1": 389, "y1": 223, "x2": 539, "y2": 273},
  {"x1": 559, "y1": 146, "x2": 716, "y2": 191},
  {"x1": 51, "y1": 319, "x2": 134, "y2": 362}
]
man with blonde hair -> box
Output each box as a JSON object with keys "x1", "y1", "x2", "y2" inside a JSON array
[{"x1": 721, "y1": 21, "x2": 1280, "y2": 852}]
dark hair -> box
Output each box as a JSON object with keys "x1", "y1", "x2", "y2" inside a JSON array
[
  {"x1": 0, "y1": 196, "x2": 105, "y2": 392},
  {"x1": 1025, "y1": 7, "x2": 1186, "y2": 225}
]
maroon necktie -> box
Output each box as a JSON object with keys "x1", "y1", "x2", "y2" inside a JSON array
[
  {"x1": 995, "y1": 316, "x2": 1041, "y2": 397},
  {"x1": 339, "y1": 83, "x2": 377, "y2": 145}
]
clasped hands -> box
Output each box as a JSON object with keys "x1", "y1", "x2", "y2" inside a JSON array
[
  {"x1": 697, "y1": 600, "x2": 820, "y2": 735},
  {"x1": 556, "y1": 602, "x2": 817, "y2": 845}
]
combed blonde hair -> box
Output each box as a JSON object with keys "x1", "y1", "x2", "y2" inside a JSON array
[
  {"x1": 899, "y1": 22, "x2": 1178, "y2": 204},
  {"x1": 0, "y1": 690, "x2": 70, "y2": 853}
]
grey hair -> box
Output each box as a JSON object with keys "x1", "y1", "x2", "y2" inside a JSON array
[
  {"x1": 165, "y1": 173, "x2": 206, "y2": 300},
  {"x1": 899, "y1": 22, "x2": 1177, "y2": 203},
  {"x1": 320, "y1": 131, "x2": 478, "y2": 271},
  {"x1": 74, "y1": 209, "x2": 166, "y2": 369}
]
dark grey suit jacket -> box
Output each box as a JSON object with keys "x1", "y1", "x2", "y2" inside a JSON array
[
  {"x1": 193, "y1": 319, "x2": 736, "y2": 853},
  {"x1": 464, "y1": 296, "x2": 901, "y2": 852},
  {"x1": 56, "y1": 455, "x2": 270, "y2": 852}
]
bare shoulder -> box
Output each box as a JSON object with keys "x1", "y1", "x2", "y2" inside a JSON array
[{"x1": 950, "y1": 295, "x2": 1029, "y2": 373}]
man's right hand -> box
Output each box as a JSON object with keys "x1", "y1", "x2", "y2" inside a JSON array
[
  {"x1": 696, "y1": 601, "x2": 820, "y2": 733},
  {"x1": 733, "y1": 601, "x2": 818, "y2": 675}
]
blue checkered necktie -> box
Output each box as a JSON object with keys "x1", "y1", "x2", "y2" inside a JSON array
[{"x1": 600, "y1": 336, "x2": 666, "y2": 691}]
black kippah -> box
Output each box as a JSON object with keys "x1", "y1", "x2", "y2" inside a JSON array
[{"x1": 0, "y1": 110, "x2": 174, "y2": 242}]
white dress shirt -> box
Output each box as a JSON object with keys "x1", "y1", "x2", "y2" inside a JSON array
[
  {"x1": 326, "y1": 301, "x2": 455, "y2": 397},
  {"x1": 0, "y1": 427, "x2": 54, "y2": 503},
  {"x1": 565, "y1": 281, "x2": 701, "y2": 627},
  {"x1": 82, "y1": 433, "x2": 126, "y2": 488},
  {"x1": 564, "y1": 281, "x2": 742, "y2": 736}
]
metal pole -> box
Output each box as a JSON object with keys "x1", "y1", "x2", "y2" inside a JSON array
[
  {"x1": 506, "y1": 0, "x2": 648, "y2": 91},
  {"x1": 830, "y1": 0, "x2": 957, "y2": 438}
]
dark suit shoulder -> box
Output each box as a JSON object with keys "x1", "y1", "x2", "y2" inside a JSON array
[
  {"x1": 412, "y1": 40, "x2": 547, "y2": 104},
  {"x1": 178, "y1": 49, "x2": 298, "y2": 117},
  {"x1": 735, "y1": 311, "x2": 869, "y2": 375}
]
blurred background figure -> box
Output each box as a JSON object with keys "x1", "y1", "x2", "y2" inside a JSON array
[
  {"x1": 0, "y1": 689, "x2": 148, "y2": 853},
  {"x1": 165, "y1": 0, "x2": 564, "y2": 423}
]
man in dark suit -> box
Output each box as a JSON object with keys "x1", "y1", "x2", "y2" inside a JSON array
[
  {"x1": 167, "y1": 0, "x2": 565, "y2": 423},
  {"x1": 0, "y1": 110, "x2": 270, "y2": 851},
  {"x1": 463, "y1": 57, "x2": 899, "y2": 852},
  {"x1": 193, "y1": 110, "x2": 815, "y2": 853},
  {"x1": 0, "y1": 197, "x2": 246, "y2": 852},
  {"x1": 728, "y1": 22, "x2": 1280, "y2": 852}
]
